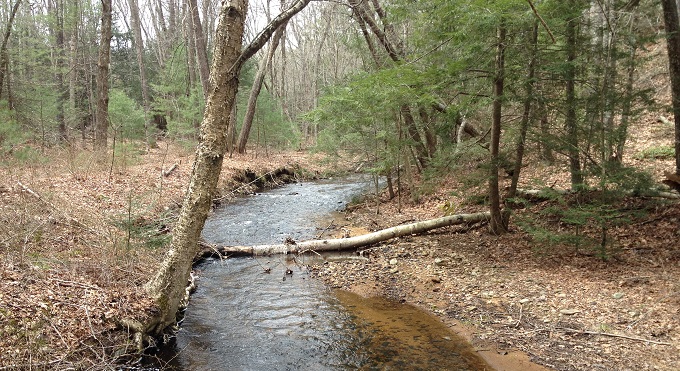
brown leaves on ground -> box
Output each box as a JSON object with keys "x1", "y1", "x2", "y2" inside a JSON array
[
  {"x1": 310, "y1": 170, "x2": 680, "y2": 371},
  {"x1": 0, "y1": 141, "x2": 329, "y2": 368}
]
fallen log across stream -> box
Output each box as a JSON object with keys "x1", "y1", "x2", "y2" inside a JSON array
[{"x1": 208, "y1": 211, "x2": 491, "y2": 256}]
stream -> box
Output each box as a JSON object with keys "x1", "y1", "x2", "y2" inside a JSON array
[{"x1": 155, "y1": 175, "x2": 490, "y2": 370}]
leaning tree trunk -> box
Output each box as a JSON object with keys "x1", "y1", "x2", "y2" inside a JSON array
[
  {"x1": 144, "y1": 0, "x2": 249, "y2": 336},
  {"x1": 94, "y1": 0, "x2": 112, "y2": 150},
  {"x1": 236, "y1": 20, "x2": 287, "y2": 154},
  {"x1": 144, "y1": 0, "x2": 312, "y2": 337},
  {"x1": 215, "y1": 212, "x2": 491, "y2": 255}
]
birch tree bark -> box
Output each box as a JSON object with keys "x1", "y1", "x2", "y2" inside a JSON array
[
  {"x1": 94, "y1": 0, "x2": 112, "y2": 150},
  {"x1": 216, "y1": 212, "x2": 491, "y2": 256},
  {"x1": 144, "y1": 0, "x2": 312, "y2": 336}
]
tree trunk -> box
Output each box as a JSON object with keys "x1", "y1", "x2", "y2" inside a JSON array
[
  {"x1": 144, "y1": 0, "x2": 312, "y2": 337},
  {"x1": 189, "y1": 0, "x2": 211, "y2": 100},
  {"x1": 538, "y1": 93, "x2": 554, "y2": 163},
  {"x1": 236, "y1": 20, "x2": 287, "y2": 154},
  {"x1": 68, "y1": 0, "x2": 79, "y2": 139},
  {"x1": 128, "y1": 0, "x2": 153, "y2": 148},
  {"x1": 50, "y1": 0, "x2": 68, "y2": 142},
  {"x1": 215, "y1": 212, "x2": 491, "y2": 256},
  {"x1": 565, "y1": 1, "x2": 583, "y2": 188},
  {"x1": 184, "y1": 0, "x2": 197, "y2": 92},
  {"x1": 615, "y1": 42, "x2": 637, "y2": 162},
  {"x1": 489, "y1": 24, "x2": 507, "y2": 235},
  {"x1": 508, "y1": 20, "x2": 539, "y2": 199},
  {"x1": 661, "y1": 0, "x2": 680, "y2": 175},
  {"x1": 94, "y1": 0, "x2": 112, "y2": 150},
  {"x1": 0, "y1": 0, "x2": 21, "y2": 102}
]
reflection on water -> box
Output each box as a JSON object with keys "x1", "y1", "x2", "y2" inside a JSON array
[
  {"x1": 155, "y1": 176, "x2": 490, "y2": 370},
  {"x1": 335, "y1": 291, "x2": 488, "y2": 370}
]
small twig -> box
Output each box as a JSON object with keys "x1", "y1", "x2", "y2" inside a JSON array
[
  {"x1": 83, "y1": 305, "x2": 99, "y2": 342},
  {"x1": 515, "y1": 305, "x2": 524, "y2": 328},
  {"x1": 50, "y1": 278, "x2": 101, "y2": 291},
  {"x1": 46, "y1": 315, "x2": 70, "y2": 350},
  {"x1": 315, "y1": 221, "x2": 335, "y2": 239},
  {"x1": 558, "y1": 327, "x2": 672, "y2": 345},
  {"x1": 299, "y1": 249, "x2": 322, "y2": 257}
]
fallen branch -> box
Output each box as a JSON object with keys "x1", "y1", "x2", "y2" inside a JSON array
[
  {"x1": 215, "y1": 211, "x2": 491, "y2": 256},
  {"x1": 162, "y1": 163, "x2": 178, "y2": 177},
  {"x1": 558, "y1": 327, "x2": 673, "y2": 346}
]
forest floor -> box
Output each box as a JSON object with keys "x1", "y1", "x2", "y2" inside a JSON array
[
  {"x1": 0, "y1": 113, "x2": 678, "y2": 370},
  {"x1": 310, "y1": 116, "x2": 680, "y2": 370},
  {"x1": 0, "y1": 142, "x2": 332, "y2": 369}
]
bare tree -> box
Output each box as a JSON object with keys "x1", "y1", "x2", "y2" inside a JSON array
[{"x1": 94, "y1": 0, "x2": 112, "y2": 150}]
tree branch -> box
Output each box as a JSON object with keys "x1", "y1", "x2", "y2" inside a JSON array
[
  {"x1": 526, "y1": 0, "x2": 556, "y2": 43},
  {"x1": 229, "y1": 0, "x2": 312, "y2": 75}
]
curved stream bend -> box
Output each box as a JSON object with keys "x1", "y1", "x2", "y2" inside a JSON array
[{"x1": 156, "y1": 176, "x2": 490, "y2": 370}]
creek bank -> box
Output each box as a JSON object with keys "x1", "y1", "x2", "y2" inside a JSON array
[
  {"x1": 308, "y1": 196, "x2": 680, "y2": 371},
  {"x1": 155, "y1": 175, "x2": 500, "y2": 370},
  {"x1": 0, "y1": 143, "x2": 341, "y2": 369}
]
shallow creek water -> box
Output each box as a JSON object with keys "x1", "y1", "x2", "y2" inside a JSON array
[{"x1": 156, "y1": 176, "x2": 490, "y2": 370}]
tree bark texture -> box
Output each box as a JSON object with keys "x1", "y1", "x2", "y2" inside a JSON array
[
  {"x1": 145, "y1": 0, "x2": 248, "y2": 336},
  {"x1": 94, "y1": 0, "x2": 112, "y2": 150},
  {"x1": 215, "y1": 212, "x2": 491, "y2": 256},
  {"x1": 489, "y1": 25, "x2": 507, "y2": 235},
  {"x1": 661, "y1": 0, "x2": 680, "y2": 175},
  {"x1": 565, "y1": 1, "x2": 583, "y2": 188},
  {"x1": 236, "y1": 20, "x2": 287, "y2": 154},
  {"x1": 144, "y1": 0, "x2": 312, "y2": 336}
]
